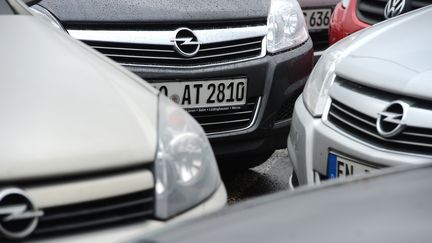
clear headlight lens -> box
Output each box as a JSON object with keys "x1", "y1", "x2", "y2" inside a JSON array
[
  {"x1": 30, "y1": 5, "x2": 65, "y2": 31},
  {"x1": 341, "y1": 0, "x2": 351, "y2": 8},
  {"x1": 267, "y1": 0, "x2": 308, "y2": 53},
  {"x1": 155, "y1": 95, "x2": 221, "y2": 219},
  {"x1": 303, "y1": 34, "x2": 357, "y2": 117}
]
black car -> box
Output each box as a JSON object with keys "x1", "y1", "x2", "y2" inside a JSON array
[
  {"x1": 33, "y1": 0, "x2": 314, "y2": 169},
  {"x1": 136, "y1": 164, "x2": 432, "y2": 243}
]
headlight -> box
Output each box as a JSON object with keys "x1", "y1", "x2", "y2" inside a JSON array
[
  {"x1": 303, "y1": 34, "x2": 357, "y2": 116},
  {"x1": 267, "y1": 0, "x2": 308, "y2": 53},
  {"x1": 30, "y1": 5, "x2": 65, "y2": 31},
  {"x1": 155, "y1": 95, "x2": 221, "y2": 219},
  {"x1": 341, "y1": 0, "x2": 351, "y2": 8}
]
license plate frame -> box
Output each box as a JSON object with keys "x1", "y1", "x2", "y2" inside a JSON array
[
  {"x1": 327, "y1": 152, "x2": 378, "y2": 179},
  {"x1": 303, "y1": 8, "x2": 332, "y2": 30},
  {"x1": 152, "y1": 78, "x2": 247, "y2": 109}
]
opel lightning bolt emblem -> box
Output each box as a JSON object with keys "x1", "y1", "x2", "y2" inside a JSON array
[
  {"x1": 376, "y1": 101, "x2": 410, "y2": 138},
  {"x1": 384, "y1": 0, "x2": 406, "y2": 19},
  {"x1": 171, "y1": 28, "x2": 201, "y2": 57},
  {"x1": 0, "y1": 188, "x2": 44, "y2": 240}
]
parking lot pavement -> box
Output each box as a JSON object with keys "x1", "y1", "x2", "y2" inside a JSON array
[{"x1": 221, "y1": 149, "x2": 293, "y2": 204}]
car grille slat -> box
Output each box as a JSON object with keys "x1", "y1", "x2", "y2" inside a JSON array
[
  {"x1": 40, "y1": 197, "x2": 153, "y2": 222},
  {"x1": 328, "y1": 99, "x2": 432, "y2": 156},
  {"x1": 412, "y1": 0, "x2": 432, "y2": 8},
  {"x1": 331, "y1": 102, "x2": 376, "y2": 127},
  {"x1": 33, "y1": 190, "x2": 154, "y2": 236},
  {"x1": 200, "y1": 40, "x2": 262, "y2": 52},
  {"x1": 200, "y1": 118, "x2": 251, "y2": 126},
  {"x1": 35, "y1": 211, "x2": 153, "y2": 234},
  {"x1": 104, "y1": 47, "x2": 261, "y2": 61},
  {"x1": 91, "y1": 45, "x2": 176, "y2": 53},
  {"x1": 403, "y1": 131, "x2": 432, "y2": 139},
  {"x1": 83, "y1": 36, "x2": 264, "y2": 67},
  {"x1": 358, "y1": 2, "x2": 385, "y2": 16},
  {"x1": 194, "y1": 110, "x2": 253, "y2": 118},
  {"x1": 190, "y1": 98, "x2": 260, "y2": 135}
]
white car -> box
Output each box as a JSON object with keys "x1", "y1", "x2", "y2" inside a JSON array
[
  {"x1": 288, "y1": 6, "x2": 432, "y2": 185},
  {"x1": 0, "y1": 0, "x2": 226, "y2": 241}
]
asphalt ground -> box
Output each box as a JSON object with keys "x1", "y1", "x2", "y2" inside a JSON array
[{"x1": 221, "y1": 149, "x2": 293, "y2": 204}]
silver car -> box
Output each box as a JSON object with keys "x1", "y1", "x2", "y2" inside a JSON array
[
  {"x1": 288, "y1": 6, "x2": 432, "y2": 185},
  {"x1": 0, "y1": 0, "x2": 225, "y2": 241}
]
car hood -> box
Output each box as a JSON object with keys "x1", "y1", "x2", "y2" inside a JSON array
[
  {"x1": 335, "y1": 7, "x2": 432, "y2": 102},
  {"x1": 38, "y1": 0, "x2": 269, "y2": 24},
  {"x1": 137, "y1": 165, "x2": 432, "y2": 243},
  {"x1": 0, "y1": 15, "x2": 158, "y2": 180}
]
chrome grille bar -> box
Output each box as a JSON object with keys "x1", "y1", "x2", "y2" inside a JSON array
[
  {"x1": 68, "y1": 26, "x2": 267, "y2": 45},
  {"x1": 69, "y1": 26, "x2": 267, "y2": 68},
  {"x1": 191, "y1": 97, "x2": 261, "y2": 136},
  {"x1": 104, "y1": 47, "x2": 261, "y2": 61}
]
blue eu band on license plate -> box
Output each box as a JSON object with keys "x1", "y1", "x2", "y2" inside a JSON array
[
  {"x1": 327, "y1": 153, "x2": 338, "y2": 179},
  {"x1": 327, "y1": 153, "x2": 378, "y2": 179}
]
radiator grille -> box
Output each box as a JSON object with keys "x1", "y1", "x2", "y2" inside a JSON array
[
  {"x1": 356, "y1": 0, "x2": 432, "y2": 25},
  {"x1": 83, "y1": 36, "x2": 264, "y2": 67},
  {"x1": 328, "y1": 99, "x2": 432, "y2": 156},
  {"x1": 33, "y1": 190, "x2": 154, "y2": 236}
]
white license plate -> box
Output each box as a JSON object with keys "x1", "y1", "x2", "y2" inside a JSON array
[
  {"x1": 303, "y1": 8, "x2": 332, "y2": 30},
  {"x1": 327, "y1": 153, "x2": 378, "y2": 179},
  {"x1": 152, "y1": 78, "x2": 247, "y2": 109}
]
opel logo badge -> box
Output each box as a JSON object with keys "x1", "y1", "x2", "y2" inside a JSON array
[
  {"x1": 376, "y1": 101, "x2": 409, "y2": 138},
  {"x1": 171, "y1": 28, "x2": 201, "y2": 57},
  {"x1": 0, "y1": 188, "x2": 44, "y2": 240},
  {"x1": 384, "y1": 0, "x2": 406, "y2": 19}
]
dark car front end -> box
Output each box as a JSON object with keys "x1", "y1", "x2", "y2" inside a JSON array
[{"x1": 35, "y1": 0, "x2": 314, "y2": 168}]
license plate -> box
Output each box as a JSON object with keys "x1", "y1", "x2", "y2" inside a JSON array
[
  {"x1": 152, "y1": 78, "x2": 247, "y2": 109},
  {"x1": 327, "y1": 153, "x2": 378, "y2": 179},
  {"x1": 303, "y1": 8, "x2": 332, "y2": 30}
]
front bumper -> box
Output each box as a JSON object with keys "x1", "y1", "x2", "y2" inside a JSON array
[
  {"x1": 36, "y1": 184, "x2": 226, "y2": 243},
  {"x1": 131, "y1": 39, "x2": 314, "y2": 162},
  {"x1": 288, "y1": 96, "x2": 431, "y2": 185}
]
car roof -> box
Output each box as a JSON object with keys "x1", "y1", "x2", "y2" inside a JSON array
[{"x1": 138, "y1": 164, "x2": 432, "y2": 243}]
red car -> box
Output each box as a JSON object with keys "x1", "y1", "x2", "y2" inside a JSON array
[{"x1": 329, "y1": 0, "x2": 431, "y2": 45}]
